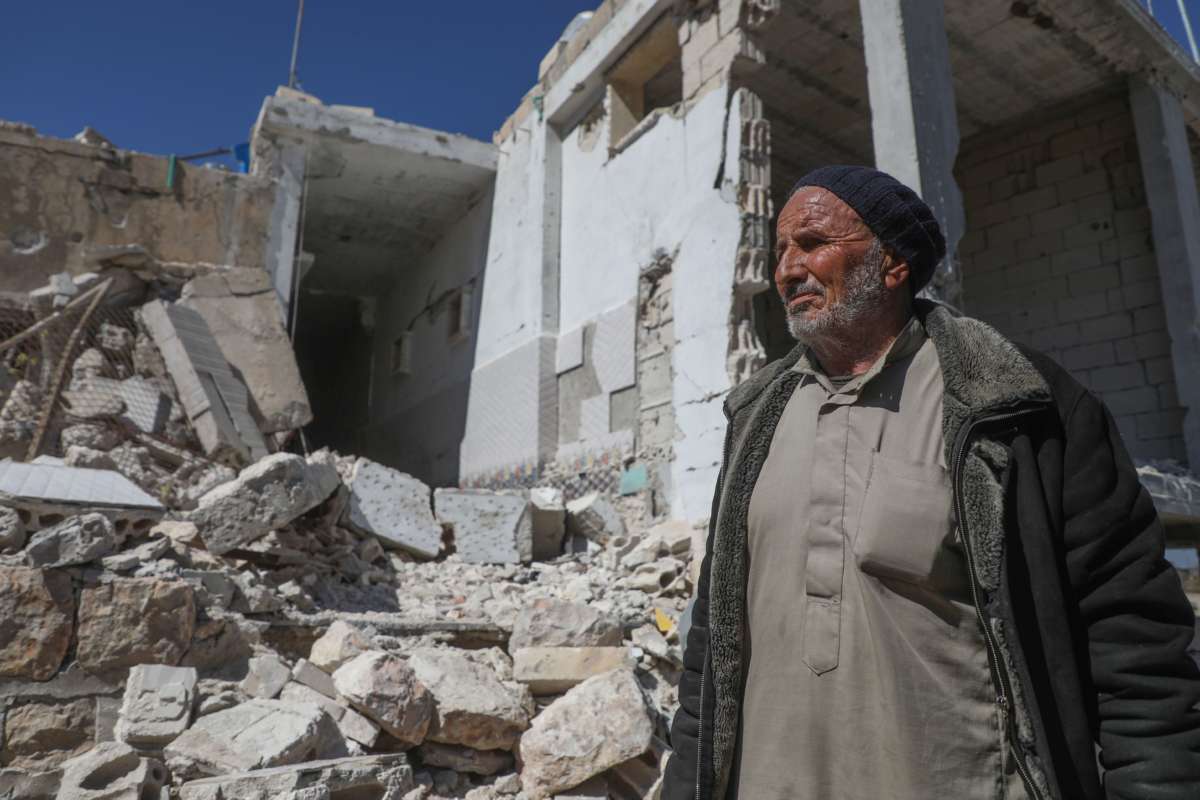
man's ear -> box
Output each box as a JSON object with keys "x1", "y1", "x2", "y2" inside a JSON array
[{"x1": 882, "y1": 249, "x2": 910, "y2": 292}]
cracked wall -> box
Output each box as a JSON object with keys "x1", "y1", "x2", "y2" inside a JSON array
[{"x1": 0, "y1": 123, "x2": 276, "y2": 295}]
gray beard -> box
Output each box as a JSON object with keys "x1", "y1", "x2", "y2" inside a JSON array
[{"x1": 786, "y1": 239, "x2": 889, "y2": 346}]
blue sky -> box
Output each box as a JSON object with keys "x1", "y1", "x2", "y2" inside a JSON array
[{"x1": 2, "y1": 1, "x2": 1199, "y2": 166}]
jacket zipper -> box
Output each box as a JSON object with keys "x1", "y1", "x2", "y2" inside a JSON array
[
  {"x1": 952, "y1": 408, "x2": 1045, "y2": 800},
  {"x1": 696, "y1": 421, "x2": 734, "y2": 800}
]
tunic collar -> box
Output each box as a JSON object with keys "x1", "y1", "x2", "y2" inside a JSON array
[{"x1": 792, "y1": 314, "x2": 926, "y2": 395}]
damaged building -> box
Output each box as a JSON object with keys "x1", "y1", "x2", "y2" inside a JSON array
[{"x1": 2, "y1": 0, "x2": 1200, "y2": 796}]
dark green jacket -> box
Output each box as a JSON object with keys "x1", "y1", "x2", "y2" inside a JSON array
[{"x1": 662, "y1": 300, "x2": 1200, "y2": 800}]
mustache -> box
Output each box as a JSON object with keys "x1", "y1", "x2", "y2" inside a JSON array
[{"x1": 782, "y1": 281, "x2": 825, "y2": 302}]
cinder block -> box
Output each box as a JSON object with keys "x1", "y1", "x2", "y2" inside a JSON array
[
  {"x1": 1031, "y1": 203, "x2": 1078, "y2": 235},
  {"x1": 1056, "y1": 292, "x2": 1108, "y2": 323},
  {"x1": 1145, "y1": 357, "x2": 1174, "y2": 385},
  {"x1": 1134, "y1": 331, "x2": 1171, "y2": 360},
  {"x1": 1067, "y1": 265, "x2": 1120, "y2": 296},
  {"x1": 1136, "y1": 409, "x2": 1185, "y2": 439},
  {"x1": 1103, "y1": 386, "x2": 1159, "y2": 416},
  {"x1": 1078, "y1": 313, "x2": 1133, "y2": 344},
  {"x1": 1050, "y1": 244, "x2": 1101, "y2": 275},
  {"x1": 1057, "y1": 170, "x2": 1110, "y2": 202},
  {"x1": 1035, "y1": 154, "x2": 1084, "y2": 185},
  {"x1": 1157, "y1": 382, "x2": 1180, "y2": 410},
  {"x1": 1062, "y1": 342, "x2": 1115, "y2": 371},
  {"x1": 1090, "y1": 363, "x2": 1145, "y2": 393}
]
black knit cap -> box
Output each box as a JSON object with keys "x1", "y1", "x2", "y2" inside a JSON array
[{"x1": 790, "y1": 165, "x2": 945, "y2": 294}]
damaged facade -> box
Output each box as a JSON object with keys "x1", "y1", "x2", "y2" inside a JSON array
[{"x1": 3, "y1": 0, "x2": 1200, "y2": 797}]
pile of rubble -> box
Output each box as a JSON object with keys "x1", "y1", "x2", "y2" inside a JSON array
[{"x1": 0, "y1": 443, "x2": 698, "y2": 799}]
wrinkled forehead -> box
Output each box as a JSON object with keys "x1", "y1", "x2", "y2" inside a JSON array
[{"x1": 776, "y1": 186, "x2": 868, "y2": 238}]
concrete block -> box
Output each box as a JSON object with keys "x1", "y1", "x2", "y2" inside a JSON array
[
  {"x1": 332, "y1": 651, "x2": 433, "y2": 746},
  {"x1": 340, "y1": 457, "x2": 442, "y2": 559},
  {"x1": 530, "y1": 486, "x2": 566, "y2": 561},
  {"x1": 241, "y1": 653, "x2": 291, "y2": 699},
  {"x1": 434, "y1": 489, "x2": 532, "y2": 564},
  {"x1": 23, "y1": 513, "x2": 116, "y2": 568},
  {"x1": 407, "y1": 647, "x2": 530, "y2": 750},
  {"x1": 592, "y1": 301, "x2": 636, "y2": 393},
  {"x1": 189, "y1": 453, "x2": 340, "y2": 555},
  {"x1": 309, "y1": 621, "x2": 371, "y2": 673},
  {"x1": 565, "y1": 492, "x2": 625, "y2": 544},
  {"x1": 1091, "y1": 363, "x2": 1145, "y2": 393},
  {"x1": 59, "y1": 741, "x2": 167, "y2": 799},
  {"x1": 512, "y1": 647, "x2": 634, "y2": 695},
  {"x1": 292, "y1": 658, "x2": 338, "y2": 699},
  {"x1": 0, "y1": 567, "x2": 74, "y2": 681},
  {"x1": 177, "y1": 754, "x2": 413, "y2": 800},
  {"x1": 116, "y1": 664, "x2": 198, "y2": 747},
  {"x1": 510, "y1": 600, "x2": 622, "y2": 650}
]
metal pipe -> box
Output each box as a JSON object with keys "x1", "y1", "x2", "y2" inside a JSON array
[
  {"x1": 1176, "y1": 0, "x2": 1200, "y2": 62},
  {"x1": 288, "y1": 0, "x2": 306, "y2": 89}
]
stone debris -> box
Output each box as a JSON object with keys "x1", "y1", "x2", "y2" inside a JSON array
[
  {"x1": 509, "y1": 599, "x2": 623, "y2": 650},
  {"x1": 512, "y1": 646, "x2": 635, "y2": 695},
  {"x1": 529, "y1": 486, "x2": 567, "y2": 561},
  {"x1": 0, "y1": 566, "x2": 74, "y2": 680},
  {"x1": 519, "y1": 668, "x2": 655, "y2": 798},
  {"x1": 116, "y1": 664, "x2": 198, "y2": 746},
  {"x1": 417, "y1": 742, "x2": 513, "y2": 776},
  {"x1": 434, "y1": 488, "x2": 532, "y2": 564},
  {"x1": 407, "y1": 647, "x2": 530, "y2": 750},
  {"x1": 57, "y1": 741, "x2": 168, "y2": 799},
  {"x1": 0, "y1": 504, "x2": 26, "y2": 551},
  {"x1": 177, "y1": 754, "x2": 413, "y2": 800},
  {"x1": 565, "y1": 491, "x2": 626, "y2": 545},
  {"x1": 240, "y1": 653, "x2": 291, "y2": 699},
  {"x1": 22, "y1": 512, "x2": 116, "y2": 568},
  {"x1": 332, "y1": 650, "x2": 434, "y2": 746},
  {"x1": 309, "y1": 620, "x2": 372, "y2": 672},
  {"x1": 188, "y1": 453, "x2": 340, "y2": 554},
  {"x1": 341, "y1": 457, "x2": 443, "y2": 558},
  {"x1": 76, "y1": 578, "x2": 196, "y2": 674}
]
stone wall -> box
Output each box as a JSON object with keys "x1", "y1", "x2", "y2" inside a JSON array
[
  {"x1": 957, "y1": 92, "x2": 1186, "y2": 463},
  {"x1": 0, "y1": 123, "x2": 276, "y2": 295}
]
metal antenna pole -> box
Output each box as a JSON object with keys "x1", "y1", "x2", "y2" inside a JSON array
[
  {"x1": 288, "y1": 0, "x2": 306, "y2": 88},
  {"x1": 1177, "y1": 0, "x2": 1200, "y2": 62}
]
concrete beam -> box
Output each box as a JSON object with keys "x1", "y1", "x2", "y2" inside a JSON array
[
  {"x1": 1130, "y1": 76, "x2": 1200, "y2": 469},
  {"x1": 544, "y1": 0, "x2": 676, "y2": 129},
  {"x1": 859, "y1": 0, "x2": 965, "y2": 303}
]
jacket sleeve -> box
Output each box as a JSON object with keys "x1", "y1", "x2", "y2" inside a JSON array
[
  {"x1": 1060, "y1": 391, "x2": 1200, "y2": 798},
  {"x1": 661, "y1": 542, "x2": 711, "y2": 800}
]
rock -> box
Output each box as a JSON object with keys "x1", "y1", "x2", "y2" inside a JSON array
[
  {"x1": 279, "y1": 682, "x2": 381, "y2": 748},
  {"x1": 417, "y1": 742, "x2": 513, "y2": 776},
  {"x1": 332, "y1": 651, "x2": 434, "y2": 746},
  {"x1": 22, "y1": 513, "x2": 116, "y2": 568},
  {"x1": 76, "y1": 578, "x2": 196, "y2": 674},
  {"x1": 152, "y1": 519, "x2": 200, "y2": 545},
  {"x1": 530, "y1": 486, "x2": 566, "y2": 561},
  {"x1": 647, "y1": 519, "x2": 694, "y2": 555},
  {"x1": 176, "y1": 754, "x2": 414, "y2": 800},
  {"x1": 292, "y1": 658, "x2": 338, "y2": 698},
  {"x1": 340, "y1": 457, "x2": 442, "y2": 558},
  {"x1": 407, "y1": 648, "x2": 529, "y2": 750},
  {"x1": 232, "y1": 571, "x2": 284, "y2": 614},
  {"x1": 60, "y1": 422, "x2": 122, "y2": 451},
  {"x1": 116, "y1": 664, "x2": 198, "y2": 747},
  {"x1": 189, "y1": 453, "x2": 340, "y2": 555},
  {"x1": 0, "y1": 766, "x2": 62, "y2": 799},
  {"x1": 180, "y1": 612, "x2": 254, "y2": 672},
  {"x1": 57, "y1": 741, "x2": 167, "y2": 799},
  {"x1": 164, "y1": 699, "x2": 337, "y2": 779},
  {"x1": 2, "y1": 699, "x2": 94, "y2": 769},
  {"x1": 493, "y1": 773, "x2": 522, "y2": 794},
  {"x1": 97, "y1": 322, "x2": 134, "y2": 352},
  {"x1": 554, "y1": 775, "x2": 609, "y2": 799},
  {"x1": 181, "y1": 569, "x2": 236, "y2": 609},
  {"x1": 564, "y1": 492, "x2": 625, "y2": 545},
  {"x1": 519, "y1": 668, "x2": 653, "y2": 799},
  {"x1": 0, "y1": 505, "x2": 24, "y2": 551},
  {"x1": 116, "y1": 375, "x2": 171, "y2": 433},
  {"x1": 512, "y1": 647, "x2": 635, "y2": 695},
  {"x1": 509, "y1": 600, "x2": 622, "y2": 650},
  {"x1": 309, "y1": 620, "x2": 371, "y2": 672},
  {"x1": 71, "y1": 348, "x2": 106, "y2": 382},
  {"x1": 0, "y1": 567, "x2": 74, "y2": 680},
  {"x1": 101, "y1": 536, "x2": 170, "y2": 572},
  {"x1": 241, "y1": 653, "x2": 291, "y2": 699},
  {"x1": 61, "y1": 385, "x2": 124, "y2": 419},
  {"x1": 434, "y1": 489, "x2": 532, "y2": 564}
]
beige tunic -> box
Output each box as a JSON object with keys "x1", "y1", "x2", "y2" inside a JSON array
[{"x1": 733, "y1": 318, "x2": 1027, "y2": 799}]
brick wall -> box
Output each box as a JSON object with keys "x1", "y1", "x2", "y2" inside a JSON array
[{"x1": 957, "y1": 92, "x2": 1186, "y2": 463}]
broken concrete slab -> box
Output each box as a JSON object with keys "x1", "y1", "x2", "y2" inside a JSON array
[
  {"x1": 519, "y1": 668, "x2": 653, "y2": 799},
  {"x1": 511, "y1": 647, "x2": 635, "y2": 695},
  {"x1": 181, "y1": 267, "x2": 314, "y2": 434},
  {"x1": 0, "y1": 567, "x2": 74, "y2": 681},
  {"x1": 278, "y1": 682, "x2": 381, "y2": 748},
  {"x1": 241, "y1": 653, "x2": 291, "y2": 699},
  {"x1": 407, "y1": 647, "x2": 530, "y2": 751},
  {"x1": 308, "y1": 620, "x2": 371, "y2": 673},
  {"x1": 76, "y1": 578, "x2": 196, "y2": 674},
  {"x1": 434, "y1": 489, "x2": 532, "y2": 564},
  {"x1": 0, "y1": 767, "x2": 62, "y2": 800},
  {"x1": 188, "y1": 452, "x2": 340, "y2": 555},
  {"x1": 115, "y1": 664, "x2": 198, "y2": 747},
  {"x1": 291, "y1": 658, "x2": 338, "y2": 698},
  {"x1": 23, "y1": 513, "x2": 116, "y2": 568},
  {"x1": 164, "y1": 699, "x2": 336, "y2": 780},
  {"x1": 57, "y1": 741, "x2": 167, "y2": 800},
  {"x1": 176, "y1": 754, "x2": 414, "y2": 800},
  {"x1": 140, "y1": 299, "x2": 269, "y2": 466},
  {"x1": 340, "y1": 457, "x2": 442, "y2": 559},
  {"x1": 530, "y1": 486, "x2": 566, "y2": 561},
  {"x1": 0, "y1": 458, "x2": 163, "y2": 511},
  {"x1": 509, "y1": 600, "x2": 622, "y2": 650},
  {"x1": 564, "y1": 492, "x2": 625, "y2": 544},
  {"x1": 332, "y1": 650, "x2": 434, "y2": 746}
]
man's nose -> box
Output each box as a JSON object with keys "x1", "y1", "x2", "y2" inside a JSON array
[{"x1": 776, "y1": 250, "x2": 808, "y2": 283}]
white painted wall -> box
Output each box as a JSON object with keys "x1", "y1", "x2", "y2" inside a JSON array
[{"x1": 367, "y1": 191, "x2": 493, "y2": 485}]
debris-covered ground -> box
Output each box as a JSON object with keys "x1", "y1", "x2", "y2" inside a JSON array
[{"x1": 0, "y1": 268, "x2": 698, "y2": 799}]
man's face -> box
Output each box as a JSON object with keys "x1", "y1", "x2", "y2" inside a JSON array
[{"x1": 774, "y1": 186, "x2": 887, "y2": 342}]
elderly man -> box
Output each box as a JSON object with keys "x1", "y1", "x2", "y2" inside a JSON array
[{"x1": 661, "y1": 165, "x2": 1200, "y2": 800}]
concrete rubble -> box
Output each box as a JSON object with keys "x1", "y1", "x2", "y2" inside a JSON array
[{"x1": 0, "y1": 224, "x2": 695, "y2": 800}]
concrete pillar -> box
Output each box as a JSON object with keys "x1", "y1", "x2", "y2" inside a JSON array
[
  {"x1": 262, "y1": 143, "x2": 306, "y2": 322},
  {"x1": 1130, "y1": 76, "x2": 1200, "y2": 469},
  {"x1": 859, "y1": 0, "x2": 965, "y2": 304}
]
